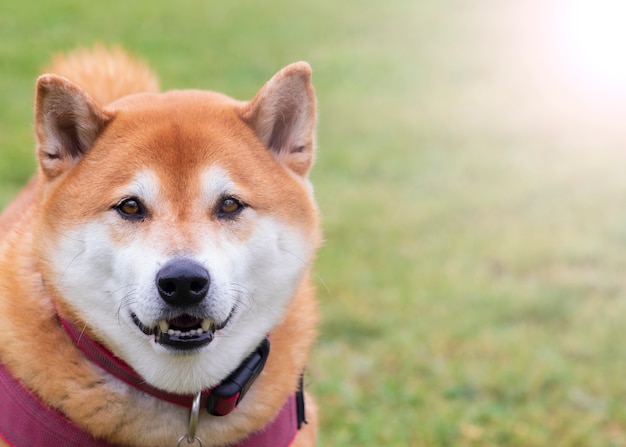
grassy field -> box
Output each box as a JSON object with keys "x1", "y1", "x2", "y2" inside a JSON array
[{"x1": 2, "y1": 0, "x2": 626, "y2": 446}]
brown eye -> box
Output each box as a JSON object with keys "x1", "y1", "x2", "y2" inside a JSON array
[
  {"x1": 218, "y1": 197, "x2": 244, "y2": 217},
  {"x1": 116, "y1": 198, "x2": 145, "y2": 220}
]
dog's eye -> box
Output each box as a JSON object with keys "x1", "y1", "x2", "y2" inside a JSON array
[
  {"x1": 218, "y1": 197, "x2": 244, "y2": 217},
  {"x1": 116, "y1": 198, "x2": 145, "y2": 220}
]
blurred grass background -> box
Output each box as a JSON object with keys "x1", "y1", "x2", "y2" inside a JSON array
[{"x1": 2, "y1": 0, "x2": 626, "y2": 446}]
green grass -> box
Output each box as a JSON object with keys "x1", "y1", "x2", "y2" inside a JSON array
[{"x1": 3, "y1": 0, "x2": 626, "y2": 445}]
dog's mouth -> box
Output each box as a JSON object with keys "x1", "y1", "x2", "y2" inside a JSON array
[{"x1": 131, "y1": 313, "x2": 232, "y2": 350}]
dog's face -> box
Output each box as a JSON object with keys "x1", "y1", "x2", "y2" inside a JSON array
[{"x1": 32, "y1": 66, "x2": 319, "y2": 393}]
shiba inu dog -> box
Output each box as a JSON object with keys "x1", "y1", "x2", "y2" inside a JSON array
[{"x1": 0, "y1": 46, "x2": 320, "y2": 447}]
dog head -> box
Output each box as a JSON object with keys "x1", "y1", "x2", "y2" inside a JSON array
[{"x1": 32, "y1": 64, "x2": 319, "y2": 393}]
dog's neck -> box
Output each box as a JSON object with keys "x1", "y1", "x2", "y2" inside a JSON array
[{"x1": 57, "y1": 313, "x2": 269, "y2": 416}]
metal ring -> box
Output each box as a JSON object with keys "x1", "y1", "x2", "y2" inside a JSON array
[
  {"x1": 176, "y1": 392, "x2": 203, "y2": 446},
  {"x1": 188, "y1": 391, "x2": 201, "y2": 441},
  {"x1": 177, "y1": 435, "x2": 204, "y2": 447}
]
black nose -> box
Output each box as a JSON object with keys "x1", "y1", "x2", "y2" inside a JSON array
[{"x1": 156, "y1": 259, "x2": 210, "y2": 306}]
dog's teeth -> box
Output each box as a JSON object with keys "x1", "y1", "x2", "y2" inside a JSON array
[
  {"x1": 161, "y1": 321, "x2": 215, "y2": 339},
  {"x1": 201, "y1": 319, "x2": 212, "y2": 332},
  {"x1": 158, "y1": 320, "x2": 169, "y2": 333}
]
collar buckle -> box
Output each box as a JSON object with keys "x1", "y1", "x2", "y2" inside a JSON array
[{"x1": 206, "y1": 337, "x2": 270, "y2": 416}]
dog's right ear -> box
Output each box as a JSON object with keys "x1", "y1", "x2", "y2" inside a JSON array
[{"x1": 35, "y1": 75, "x2": 113, "y2": 179}]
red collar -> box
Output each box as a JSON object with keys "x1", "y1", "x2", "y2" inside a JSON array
[{"x1": 0, "y1": 316, "x2": 305, "y2": 446}]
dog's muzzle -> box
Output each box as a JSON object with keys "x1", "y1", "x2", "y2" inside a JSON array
[{"x1": 131, "y1": 258, "x2": 232, "y2": 350}]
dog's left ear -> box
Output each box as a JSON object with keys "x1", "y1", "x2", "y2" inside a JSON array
[
  {"x1": 237, "y1": 62, "x2": 317, "y2": 177},
  {"x1": 35, "y1": 74, "x2": 114, "y2": 180}
]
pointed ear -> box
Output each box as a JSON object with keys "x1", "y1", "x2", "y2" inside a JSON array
[
  {"x1": 237, "y1": 62, "x2": 317, "y2": 177},
  {"x1": 35, "y1": 74, "x2": 113, "y2": 179}
]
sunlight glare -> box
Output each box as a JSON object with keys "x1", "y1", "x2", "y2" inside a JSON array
[{"x1": 552, "y1": 0, "x2": 626, "y2": 96}]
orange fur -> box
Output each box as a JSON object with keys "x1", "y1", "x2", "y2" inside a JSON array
[
  {"x1": 0, "y1": 46, "x2": 320, "y2": 446},
  {"x1": 44, "y1": 45, "x2": 160, "y2": 105}
]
